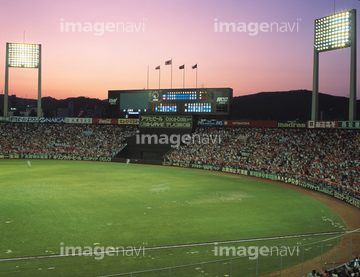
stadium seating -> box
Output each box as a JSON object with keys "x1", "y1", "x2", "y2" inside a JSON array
[
  {"x1": 0, "y1": 123, "x2": 137, "y2": 157},
  {"x1": 164, "y1": 127, "x2": 360, "y2": 199}
]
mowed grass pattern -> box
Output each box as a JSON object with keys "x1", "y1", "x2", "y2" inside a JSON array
[{"x1": 0, "y1": 160, "x2": 345, "y2": 276}]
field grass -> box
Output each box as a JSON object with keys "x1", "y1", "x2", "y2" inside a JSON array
[{"x1": 0, "y1": 160, "x2": 346, "y2": 276}]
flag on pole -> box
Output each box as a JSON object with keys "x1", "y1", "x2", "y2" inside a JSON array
[
  {"x1": 155, "y1": 65, "x2": 160, "y2": 70},
  {"x1": 192, "y1": 64, "x2": 197, "y2": 69},
  {"x1": 165, "y1": 59, "x2": 172, "y2": 65},
  {"x1": 179, "y1": 64, "x2": 184, "y2": 69}
]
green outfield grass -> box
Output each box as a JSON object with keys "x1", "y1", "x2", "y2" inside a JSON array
[{"x1": 0, "y1": 160, "x2": 346, "y2": 276}]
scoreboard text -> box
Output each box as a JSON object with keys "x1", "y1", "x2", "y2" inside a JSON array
[{"x1": 139, "y1": 116, "x2": 193, "y2": 128}]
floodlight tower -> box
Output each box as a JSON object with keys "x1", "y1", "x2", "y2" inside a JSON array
[
  {"x1": 312, "y1": 9, "x2": 357, "y2": 121},
  {"x1": 4, "y1": 43, "x2": 42, "y2": 117}
]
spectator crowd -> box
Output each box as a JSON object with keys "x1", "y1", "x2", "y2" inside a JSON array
[
  {"x1": 309, "y1": 255, "x2": 360, "y2": 276},
  {"x1": 164, "y1": 127, "x2": 360, "y2": 199},
  {"x1": 0, "y1": 123, "x2": 137, "y2": 158}
]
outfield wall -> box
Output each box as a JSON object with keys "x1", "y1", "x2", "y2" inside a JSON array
[
  {"x1": 0, "y1": 153, "x2": 112, "y2": 162},
  {"x1": 1, "y1": 116, "x2": 360, "y2": 129},
  {"x1": 162, "y1": 160, "x2": 360, "y2": 210},
  {"x1": 0, "y1": 117, "x2": 139, "y2": 125}
]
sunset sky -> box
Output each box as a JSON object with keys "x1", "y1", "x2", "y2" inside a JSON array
[{"x1": 0, "y1": 0, "x2": 359, "y2": 100}]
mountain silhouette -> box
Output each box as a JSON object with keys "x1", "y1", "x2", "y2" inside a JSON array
[
  {"x1": 232, "y1": 89, "x2": 359, "y2": 120},
  {"x1": 0, "y1": 90, "x2": 358, "y2": 120}
]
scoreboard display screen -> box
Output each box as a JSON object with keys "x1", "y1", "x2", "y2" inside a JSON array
[{"x1": 108, "y1": 88, "x2": 232, "y2": 116}]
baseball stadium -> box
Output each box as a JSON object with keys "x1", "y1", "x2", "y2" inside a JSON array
[
  {"x1": 1, "y1": 2, "x2": 360, "y2": 277},
  {"x1": 1, "y1": 86, "x2": 360, "y2": 277}
]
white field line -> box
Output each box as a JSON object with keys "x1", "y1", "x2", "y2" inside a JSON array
[{"x1": 0, "y1": 230, "x2": 346, "y2": 263}]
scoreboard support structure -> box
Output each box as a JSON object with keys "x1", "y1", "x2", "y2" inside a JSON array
[{"x1": 115, "y1": 115, "x2": 194, "y2": 162}]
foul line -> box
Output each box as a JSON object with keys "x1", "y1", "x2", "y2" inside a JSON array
[{"x1": 0, "y1": 230, "x2": 347, "y2": 263}]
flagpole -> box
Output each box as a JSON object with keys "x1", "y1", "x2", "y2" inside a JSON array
[
  {"x1": 147, "y1": 65, "x2": 149, "y2": 89},
  {"x1": 183, "y1": 67, "x2": 185, "y2": 89},
  {"x1": 159, "y1": 68, "x2": 161, "y2": 89},
  {"x1": 171, "y1": 59, "x2": 173, "y2": 89},
  {"x1": 196, "y1": 67, "x2": 198, "y2": 89}
]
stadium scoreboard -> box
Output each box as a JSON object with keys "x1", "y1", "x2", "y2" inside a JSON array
[{"x1": 108, "y1": 88, "x2": 232, "y2": 116}]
